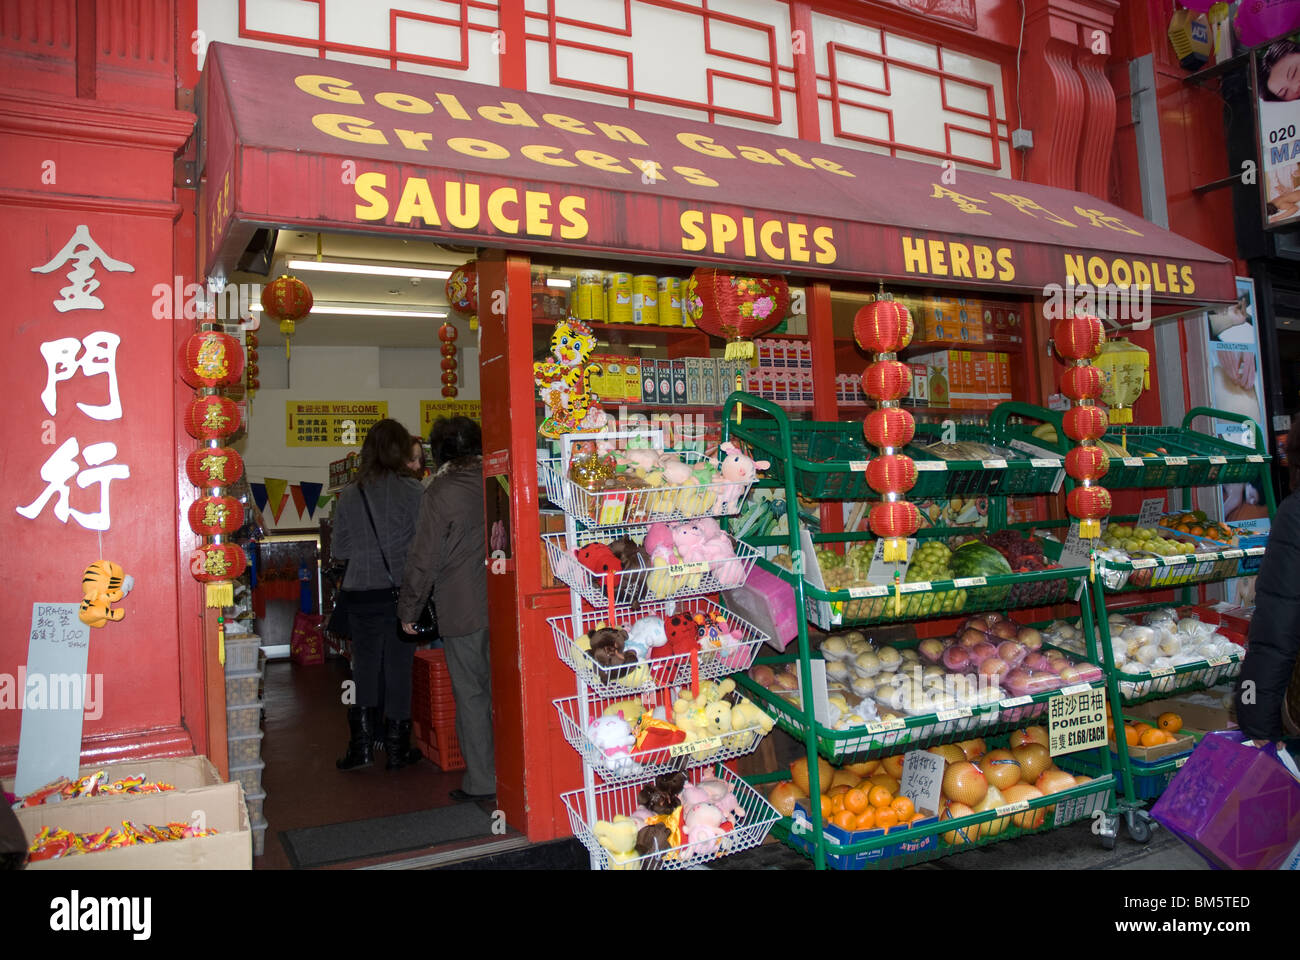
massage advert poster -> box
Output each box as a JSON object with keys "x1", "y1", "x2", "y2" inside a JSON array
[{"x1": 1255, "y1": 32, "x2": 1300, "y2": 229}]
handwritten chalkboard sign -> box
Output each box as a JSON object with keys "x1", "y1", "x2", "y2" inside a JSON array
[
  {"x1": 899, "y1": 749, "x2": 944, "y2": 817},
  {"x1": 14, "y1": 603, "x2": 93, "y2": 795}
]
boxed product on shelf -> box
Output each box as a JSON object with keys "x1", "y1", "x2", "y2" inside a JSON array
[
  {"x1": 640, "y1": 358, "x2": 660, "y2": 405},
  {"x1": 621, "y1": 357, "x2": 643, "y2": 401},
  {"x1": 701, "y1": 357, "x2": 719, "y2": 406},
  {"x1": 18, "y1": 780, "x2": 252, "y2": 869},
  {"x1": 670, "y1": 359, "x2": 687, "y2": 404},
  {"x1": 685, "y1": 357, "x2": 703, "y2": 404},
  {"x1": 656, "y1": 361, "x2": 674, "y2": 406},
  {"x1": 4, "y1": 756, "x2": 222, "y2": 808}
]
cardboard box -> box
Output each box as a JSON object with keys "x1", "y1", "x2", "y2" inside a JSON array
[
  {"x1": 640, "y1": 358, "x2": 659, "y2": 404},
  {"x1": 970, "y1": 352, "x2": 990, "y2": 406},
  {"x1": 909, "y1": 362, "x2": 929, "y2": 403},
  {"x1": 1124, "y1": 696, "x2": 1233, "y2": 736},
  {"x1": 4, "y1": 756, "x2": 222, "y2": 807},
  {"x1": 19, "y1": 780, "x2": 252, "y2": 869},
  {"x1": 701, "y1": 358, "x2": 718, "y2": 406},
  {"x1": 656, "y1": 359, "x2": 674, "y2": 407},
  {"x1": 960, "y1": 300, "x2": 984, "y2": 343},
  {"x1": 685, "y1": 357, "x2": 702, "y2": 404},
  {"x1": 670, "y1": 359, "x2": 687, "y2": 405}
]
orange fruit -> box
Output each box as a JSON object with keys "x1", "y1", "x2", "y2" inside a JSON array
[
  {"x1": 1124, "y1": 726, "x2": 1140, "y2": 746},
  {"x1": 844, "y1": 788, "x2": 869, "y2": 815},
  {"x1": 891, "y1": 796, "x2": 915, "y2": 821},
  {"x1": 854, "y1": 808, "x2": 876, "y2": 830},
  {"x1": 868, "y1": 785, "x2": 893, "y2": 809},
  {"x1": 834, "y1": 809, "x2": 857, "y2": 831},
  {"x1": 827, "y1": 783, "x2": 851, "y2": 798},
  {"x1": 829, "y1": 794, "x2": 845, "y2": 814},
  {"x1": 1132, "y1": 722, "x2": 1154, "y2": 738},
  {"x1": 1139, "y1": 728, "x2": 1166, "y2": 748},
  {"x1": 818, "y1": 795, "x2": 833, "y2": 822},
  {"x1": 1158, "y1": 712, "x2": 1183, "y2": 734},
  {"x1": 875, "y1": 808, "x2": 899, "y2": 831}
]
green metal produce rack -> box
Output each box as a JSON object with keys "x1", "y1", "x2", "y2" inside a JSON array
[{"x1": 720, "y1": 392, "x2": 1117, "y2": 869}]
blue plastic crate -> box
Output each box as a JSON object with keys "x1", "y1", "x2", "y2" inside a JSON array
[{"x1": 790, "y1": 800, "x2": 938, "y2": 869}]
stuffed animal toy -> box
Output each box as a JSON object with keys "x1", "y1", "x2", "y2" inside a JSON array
[
  {"x1": 701, "y1": 701, "x2": 732, "y2": 738},
  {"x1": 672, "y1": 684, "x2": 729, "y2": 761},
  {"x1": 587, "y1": 626, "x2": 634, "y2": 668},
  {"x1": 694, "y1": 611, "x2": 748, "y2": 670},
  {"x1": 624, "y1": 616, "x2": 668, "y2": 661},
  {"x1": 659, "y1": 453, "x2": 694, "y2": 486},
  {"x1": 587, "y1": 712, "x2": 639, "y2": 776},
  {"x1": 713, "y1": 441, "x2": 770, "y2": 515},
  {"x1": 607, "y1": 537, "x2": 648, "y2": 572},
  {"x1": 664, "y1": 613, "x2": 701, "y2": 657},
  {"x1": 725, "y1": 697, "x2": 775, "y2": 751},
  {"x1": 633, "y1": 711, "x2": 686, "y2": 764},
  {"x1": 619, "y1": 447, "x2": 662, "y2": 478},
  {"x1": 637, "y1": 771, "x2": 686, "y2": 815},
  {"x1": 574, "y1": 542, "x2": 621, "y2": 580},
  {"x1": 79, "y1": 560, "x2": 133, "y2": 628},
  {"x1": 689, "y1": 516, "x2": 747, "y2": 587},
  {"x1": 643, "y1": 523, "x2": 675, "y2": 560},
  {"x1": 696, "y1": 776, "x2": 747, "y2": 823},
  {"x1": 592, "y1": 816, "x2": 641, "y2": 870},
  {"x1": 534, "y1": 319, "x2": 603, "y2": 439},
  {"x1": 680, "y1": 802, "x2": 729, "y2": 860},
  {"x1": 635, "y1": 823, "x2": 673, "y2": 859}
]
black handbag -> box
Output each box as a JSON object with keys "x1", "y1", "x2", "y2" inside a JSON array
[{"x1": 359, "y1": 486, "x2": 438, "y2": 642}]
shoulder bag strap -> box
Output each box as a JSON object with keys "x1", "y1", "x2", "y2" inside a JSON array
[{"x1": 357, "y1": 485, "x2": 397, "y2": 589}]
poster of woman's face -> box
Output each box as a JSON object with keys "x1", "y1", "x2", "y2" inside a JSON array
[
  {"x1": 1256, "y1": 35, "x2": 1300, "y2": 227},
  {"x1": 1207, "y1": 279, "x2": 1266, "y2": 449}
]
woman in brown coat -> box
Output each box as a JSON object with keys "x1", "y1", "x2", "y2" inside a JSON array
[{"x1": 399, "y1": 416, "x2": 495, "y2": 800}]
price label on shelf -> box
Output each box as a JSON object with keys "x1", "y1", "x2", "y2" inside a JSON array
[
  {"x1": 1000, "y1": 695, "x2": 1033, "y2": 708},
  {"x1": 1247, "y1": 455, "x2": 1265, "y2": 463},
  {"x1": 669, "y1": 736, "x2": 721, "y2": 757},
  {"x1": 915, "y1": 461, "x2": 948, "y2": 472},
  {"x1": 667, "y1": 562, "x2": 710, "y2": 577},
  {"x1": 995, "y1": 800, "x2": 1031, "y2": 817},
  {"x1": 1165, "y1": 456, "x2": 1188, "y2": 466},
  {"x1": 1209, "y1": 456, "x2": 1227, "y2": 465},
  {"x1": 1223, "y1": 549, "x2": 1244, "y2": 559},
  {"x1": 982, "y1": 459, "x2": 1008, "y2": 470},
  {"x1": 1047, "y1": 687, "x2": 1108, "y2": 756},
  {"x1": 1123, "y1": 457, "x2": 1144, "y2": 468},
  {"x1": 1060, "y1": 683, "x2": 1094, "y2": 696},
  {"x1": 1148, "y1": 666, "x2": 1175, "y2": 677},
  {"x1": 936, "y1": 707, "x2": 973, "y2": 722},
  {"x1": 1136, "y1": 497, "x2": 1165, "y2": 530},
  {"x1": 1031, "y1": 458, "x2": 1062, "y2": 469},
  {"x1": 849, "y1": 460, "x2": 870, "y2": 472},
  {"x1": 900, "y1": 581, "x2": 931, "y2": 593},
  {"x1": 866, "y1": 717, "x2": 907, "y2": 734},
  {"x1": 1208, "y1": 657, "x2": 1231, "y2": 667},
  {"x1": 1174, "y1": 756, "x2": 1188, "y2": 769},
  {"x1": 848, "y1": 585, "x2": 889, "y2": 598},
  {"x1": 953, "y1": 576, "x2": 987, "y2": 588},
  {"x1": 1165, "y1": 555, "x2": 1188, "y2": 565},
  {"x1": 1130, "y1": 558, "x2": 1157, "y2": 569},
  {"x1": 899, "y1": 750, "x2": 945, "y2": 818},
  {"x1": 1193, "y1": 553, "x2": 1216, "y2": 563}
]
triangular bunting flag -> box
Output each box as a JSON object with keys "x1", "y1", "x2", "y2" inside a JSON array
[
  {"x1": 251, "y1": 482, "x2": 268, "y2": 512},
  {"x1": 269, "y1": 493, "x2": 290, "y2": 525},
  {"x1": 264, "y1": 477, "x2": 288, "y2": 517},
  {"x1": 302, "y1": 481, "x2": 324, "y2": 519},
  {"x1": 289, "y1": 483, "x2": 307, "y2": 520},
  {"x1": 316, "y1": 493, "x2": 333, "y2": 512}
]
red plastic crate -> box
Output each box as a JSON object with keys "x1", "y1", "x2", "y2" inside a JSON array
[{"x1": 415, "y1": 718, "x2": 466, "y2": 771}]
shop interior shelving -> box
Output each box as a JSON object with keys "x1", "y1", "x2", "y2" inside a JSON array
[
  {"x1": 721, "y1": 392, "x2": 1117, "y2": 870},
  {"x1": 991, "y1": 402, "x2": 1276, "y2": 843},
  {"x1": 538, "y1": 427, "x2": 781, "y2": 870}
]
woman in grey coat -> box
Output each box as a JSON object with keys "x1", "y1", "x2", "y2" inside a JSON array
[
  {"x1": 331, "y1": 419, "x2": 424, "y2": 770},
  {"x1": 400, "y1": 416, "x2": 495, "y2": 801}
]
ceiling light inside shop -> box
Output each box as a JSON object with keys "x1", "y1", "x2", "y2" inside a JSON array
[{"x1": 285, "y1": 259, "x2": 453, "y2": 280}]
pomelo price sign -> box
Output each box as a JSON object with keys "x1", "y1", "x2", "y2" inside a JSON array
[
  {"x1": 1047, "y1": 687, "x2": 1107, "y2": 756},
  {"x1": 899, "y1": 749, "x2": 944, "y2": 817}
]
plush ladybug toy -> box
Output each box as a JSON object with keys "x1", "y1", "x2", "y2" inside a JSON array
[
  {"x1": 664, "y1": 613, "x2": 701, "y2": 657},
  {"x1": 575, "y1": 542, "x2": 621, "y2": 576}
]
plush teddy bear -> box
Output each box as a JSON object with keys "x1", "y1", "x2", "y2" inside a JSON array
[
  {"x1": 724, "y1": 697, "x2": 775, "y2": 752},
  {"x1": 658, "y1": 453, "x2": 694, "y2": 486},
  {"x1": 587, "y1": 626, "x2": 634, "y2": 668},
  {"x1": 695, "y1": 775, "x2": 747, "y2": 824},
  {"x1": 637, "y1": 771, "x2": 686, "y2": 816},
  {"x1": 587, "y1": 712, "x2": 639, "y2": 776},
  {"x1": 592, "y1": 815, "x2": 641, "y2": 870},
  {"x1": 712, "y1": 441, "x2": 770, "y2": 516},
  {"x1": 635, "y1": 823, "x2": 673, "y2": 859},
  {"x1": 679, "y1": 802, "x2": 729, "y2": 861},
  {"x1": 624, "y1": 616, "x2": 668, "y2": 661},
  {"x1": 689, "y1": 516, "x2": 748, "y2": 587}
]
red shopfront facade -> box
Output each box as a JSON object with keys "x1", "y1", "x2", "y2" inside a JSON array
[{"x1": 0, "y1": 0, "x2": 1244, "y2": 842}]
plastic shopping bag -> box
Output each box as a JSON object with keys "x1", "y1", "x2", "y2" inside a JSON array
[{"x1": 1151, "y1": 730, "x2": 1300, "y2": 870}]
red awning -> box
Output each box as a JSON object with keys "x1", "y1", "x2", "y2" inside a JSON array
[{"x1": 200, "y1": 42, "x2": 1236, "y2": 303}]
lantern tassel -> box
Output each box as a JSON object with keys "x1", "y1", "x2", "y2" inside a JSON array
[
  {"x1": 882, "y1": 537, "x2": 907, "y2": 562},
  {"x1": 206, "y1": 581, "x2": 234, "y2": 608},
  {"x1": 724, "y1": 340, "x2": 755, "y2": 361},
  {"x1": 217, "y1": 615, "x2": 226, "y2": 666},
  {"x1": 1078, "y1": 519, "x2": 1101, "y2": 540}
]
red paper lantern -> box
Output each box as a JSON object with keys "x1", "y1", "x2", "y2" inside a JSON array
[
  {"x1": 185, "y1": 447, "x2": 244, "y2": 489},
  {"x1": 247, "y1": 347, "x2": 259, "y2": 362},
  {"x1": 869, "y1": 500, "x2": 922, "y2": 540},
  {"x1": 192, "y1": 542, "x2": 248, "y2": 607},
  {"x1": 682, "y1": 268, "x2": 789, "y2": 359},
  {"x1": 440, "y1": 342, "x2": 457, "y2": 358},
  {"x1": 188, "y1": 496, "x2": 244, "y2": 537},
  {"x1": 854, "y1": 298, "x2": 914, "y2": 354},
  {"x1": 246, "y1": 332, "x2": 259, "y2": 349},
  {"x1": 441, "y1": 371, "x2": 458, "y2": 386},
  {"x1": 866, "y1": 454, "x2": 918, "y2": 496},
  {"x1": 861, "y1": 360, "x2": 913, "y2": 402},
  {"x1": 1067, "y1": 486, "x2": 1112, "y2": 538},
  {"x1": 1065, "y1": 445, "x2": 1109, "y2": 482},
  {"x1": 1060, "y1": 364, "x2": 1105, "y2": 401},
  {"x1": 179, "y1": 331, "x2": 244, "y2": 388},
  {"x1": 445, "y1": 262, "x2": 478, "y2": 317},
  {"x1": 863, "y1": 407, "x2": 916, "y2": 451},
  {"x1": 185, "y1": 396, "x2": 241, "y2": 440},
  {"x1": 1063, "y1": 404, "x2": 1108, "y2": 442},
  {"x1": 440, "y1": 357, "x2": 457, "y2": 372},
  {"x1": 1053, "y1": 314, "x2": 1105, "y2": 360},
  {"x1": 442, "y1": 385, "x2": 458, "y2": 398},
  {"x1": 439, "y1": 322, "x2": 459, "y2": 343},
  {"x1": 261, "y1": 274, "x2": 313, "y2": 356}
]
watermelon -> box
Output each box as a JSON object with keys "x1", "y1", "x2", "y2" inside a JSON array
[{"x1": 950, "y1": 541, "x2": 1013, "y2": 607}]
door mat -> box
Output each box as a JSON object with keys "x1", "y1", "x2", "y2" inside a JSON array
[{"x1": 280, "y1": 804, "x2": 494, "y2": 868}]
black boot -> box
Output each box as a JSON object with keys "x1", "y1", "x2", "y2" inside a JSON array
[
  {"x1": 336, "y1": 706, "x2": 376, "y2": 770},
  {"x1": 384, "y1": 719, "x2": 422, "y2": 770}
]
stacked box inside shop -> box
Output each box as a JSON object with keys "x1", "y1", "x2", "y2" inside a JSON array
[{"x1": 225, "y1": 630, "x2": 268, "y2": 856}]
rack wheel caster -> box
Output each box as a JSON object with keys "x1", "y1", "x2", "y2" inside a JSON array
[
  {"x1": 1095, "y1": 813, "x2": 1119, "y2": 850},
  {"x1": 1125, "y1": 810, "x2": 1156, "y2": 844}
]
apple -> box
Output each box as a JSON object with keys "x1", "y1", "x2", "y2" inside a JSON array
[
  {"x1": 1017, "y1": 627, "x2": 1043, "y2": 650},
  {"x1": 942, "y1": 644, "x2": 972, "y2": 673},
  {"x1": 918, "y1": 637, "x2": 946, "y2": 663},
  {"x1": 1022, "y1": 652, "x2": 1051, "y2": 672},
  {"x1": 979, "y1": 656, "x2": 1010, "y2": 679},
  {"x1": 997, "y1": 640, "x2": 1027, "y2": 665},
  {"x1": 970, "y1": 640, "x2": 999, "y2": 665},
  {"x1": 960, "y1": 628, "x2": 989, "y2": 648},
  {"x1": 991, "y1": 620, "x2": 1019, "y2": 641}
]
